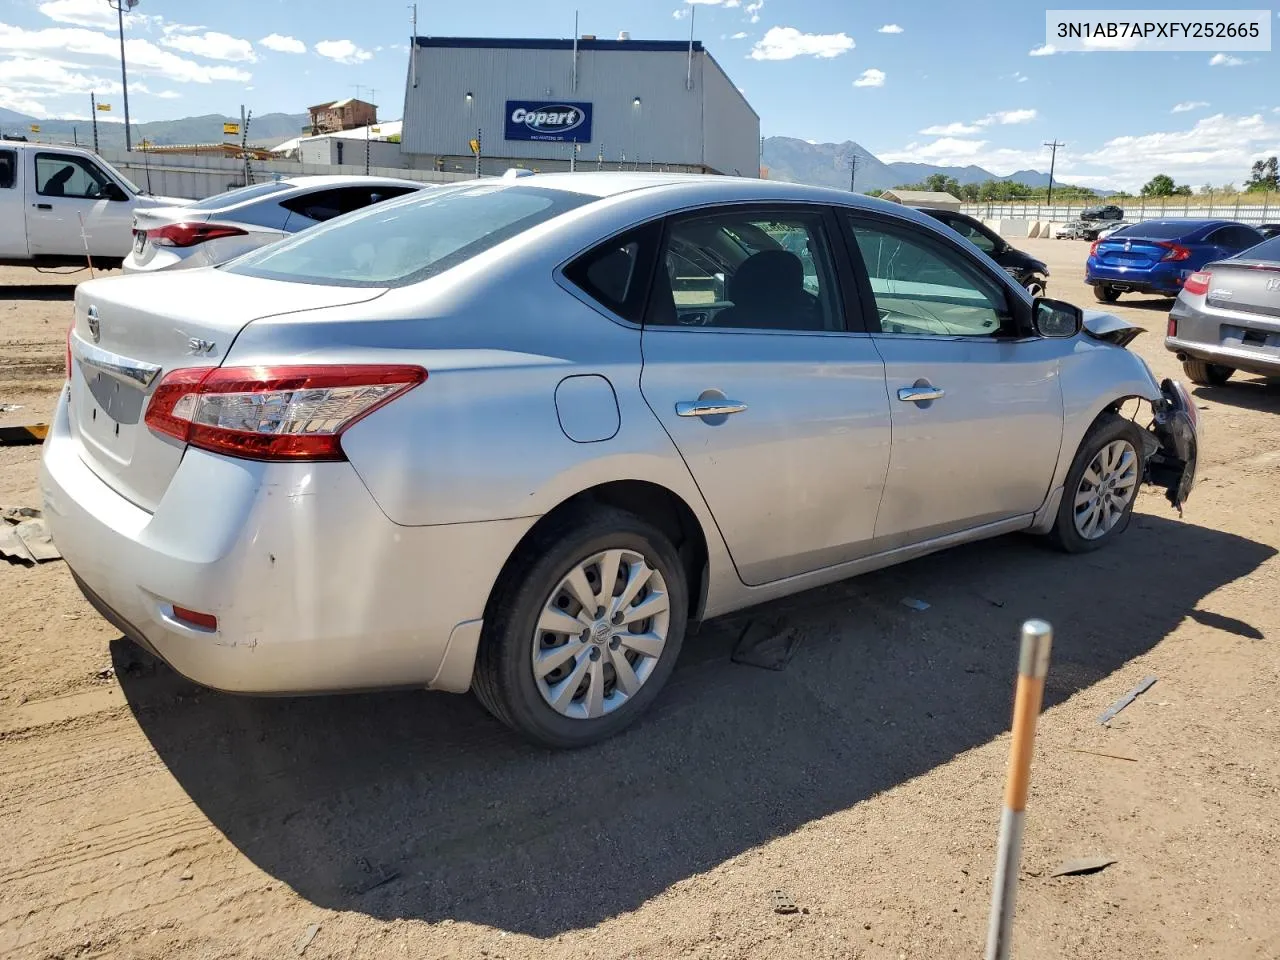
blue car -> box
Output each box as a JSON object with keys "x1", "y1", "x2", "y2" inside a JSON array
[{"x1": 1086, "y1": 219, "x2": 1263, "y2": 302}]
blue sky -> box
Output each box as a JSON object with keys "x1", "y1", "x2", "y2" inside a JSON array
[{"x1": 1, "y1": 0, "x2": 1277, "y2": 190}]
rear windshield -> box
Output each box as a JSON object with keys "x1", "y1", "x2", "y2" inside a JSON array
[
  {"x1": 1237, "y1": 234, "x2": 1280, "y2": 261},
  {"x1": 1110, "y1": 221, "x2": 1207, "y2": 240},
  {"x1": 224, "y1": 183, "x2": 593, "y2": 287},
  {"x1": 185, "y1": 181, "x2": 292, "y2": 211}
]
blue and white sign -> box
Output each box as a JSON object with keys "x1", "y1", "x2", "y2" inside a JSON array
[{"x1": 504, "y1": 100, "x2": 593, "y2": 143}]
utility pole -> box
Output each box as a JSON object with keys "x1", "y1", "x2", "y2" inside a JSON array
[
  {"x1": 241, "y1": 105, "x2": 252, "y2": 185},
  {"x1": 409, "y1": 3, "x2": 418, "y2": 88},
  {"x1": 849, "y1": 153, "x2": 860, "y2": 192},
  {"x1": 107, "y1": 0, "x2": 138, "y2": 151},
  {"x1": 1043, "y1": 139, "x2": 1064, "y2": 206},
  {"x1": 90, "y1": 93, "x2": 99, "y2": 153}
]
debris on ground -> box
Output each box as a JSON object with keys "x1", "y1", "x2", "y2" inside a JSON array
[
  {"x1": 1069, "y1": 747, "x2": 1139, "y2": 762},
  {"x1": 0, "y1": 424, "x2": 48, "y2": 446},
  {"x1": 94, "y1": 666, "x2": 115, "y2": 681},
  {"x1": 1051, "y1": 856, "x2": 1117, "y2": 878},
  {"x1": 772, "y1": 889, "x2": 799, "y2": 914},
  {"x1": 0, "y1": 507, "x2": 61, "y2": 565},
  {"x1": 344, "y1": 858, "x2": 401, "y2": 895},
  {"x1": 294, "y1": 924, "x2": 320, "y2": 956},
  {"x1": 0, "y1": 403, "x2": 22, "y2": 413},
  {"x1": 731, "y1": 618, "x2": 801, "y2": 671},
  {"x1": 1098, "y1": 675, "x2": 1158, "y2": 725},
  {"x1": 900, "y1": 597, "x2": 931, "y2": 611}
]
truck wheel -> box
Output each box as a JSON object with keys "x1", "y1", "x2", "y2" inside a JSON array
[
  {"x1": 1048, "y1": 414, "x2": 1146, "y2": 554},
  {"x1": 1093, "y1": 285, "x2": 1120, "y2": 303},
  {"x1": 473, "y1": 506, "x2": 689, "y2": 749},
  {"x1": 1181, "y1": 360, "x2": 1233, "y2": 386}
]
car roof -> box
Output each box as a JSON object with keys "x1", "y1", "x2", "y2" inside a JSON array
[{"x1": 277, "y1": 175, "x2": 428, "y2": 190}]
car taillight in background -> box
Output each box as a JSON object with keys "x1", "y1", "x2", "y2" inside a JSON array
[
  {"x1": 146, "y1": 222, "x2": 248, "y2": 248},
  {"x1": 1182, "y1": 271, "x2": 1211, "y2": 296},
  {"x1": 1157, "y1": 241, "x2": 1192, "y2": 262},
  {"x1": 1167, "y1": 316, "x2": 1178, "y2": 337},
  {"x1": 1089, "y1": 240, "x2": 1101, "y2": 258},
  {"x1": 144, "y1": 365, "x2": 427, "y2": 461}
]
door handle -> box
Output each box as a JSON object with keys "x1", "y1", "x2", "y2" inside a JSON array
[
  {"x1": 676, "y1": 400, "x2": 747, "y2": 418},
  {"x1": 35, "y1": 203, "x2": 52, "y2": 210},
  {"x1": 897, "y1": 385, "x2": 945, "y2": 403}
]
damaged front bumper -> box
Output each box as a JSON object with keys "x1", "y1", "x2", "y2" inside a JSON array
[{"x1": 1143, "y1": 378, "x2": 1198, "y2": 513}]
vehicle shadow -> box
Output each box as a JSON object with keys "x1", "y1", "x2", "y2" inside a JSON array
[
  {"x1": 1193, "y1": 380, "x2": 1280, "y2": 414},
  {"x1": 1112, "y1": 295, "x2": 1176, "y2": 313},
  {"x1": 0, "y1": 285, "x2": 78, "y2": 301},
  {"x1": 113, "y1": 512, "x2": 1274, "y2": 938}
]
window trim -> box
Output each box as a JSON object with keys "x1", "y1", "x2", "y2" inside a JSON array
[
  {"x1": 33, "y1": 151, "x2": 114, "y2": 200},
  {"x1": 841, "y1": 211, "x2": 1031, "y2": 341},
  {"x1": 643, "y1": 202, "x2": 865, "y2": 335}
]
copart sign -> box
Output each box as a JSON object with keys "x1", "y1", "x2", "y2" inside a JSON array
[{"x1": 504, "y1": 101, "x2": 593, "y2": 142}]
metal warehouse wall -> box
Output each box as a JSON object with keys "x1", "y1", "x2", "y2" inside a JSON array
[{"x1": 401, "y1": 41, "x2": 759, "y2": 175}]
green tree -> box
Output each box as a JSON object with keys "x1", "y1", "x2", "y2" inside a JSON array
[
  {"x1": 1140, "y1": 174, "x2": 1177, "y2": 197},
  {"x1": 865, "y1": 187, "x2": 884, "y2": 197},
  {"x1": 920, "y1": 173, "x2": 962, "y2": 196},
  {"x1": 1245, "y1": 156, "x2": 1279, "y2": 192}
]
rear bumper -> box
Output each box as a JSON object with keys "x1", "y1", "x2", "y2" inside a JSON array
[
  {"x1": 1165, "y1": 335, "x2": 1280, "y2": 376},
  {"x1": 39, "y1": 389, "x2": 536, "y2": 695},
  {"x1": 1085, "y1": 268, "x2": 1183, "y2": 296}
]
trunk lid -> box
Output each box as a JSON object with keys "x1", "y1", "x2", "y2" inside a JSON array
[
  {"x1": 1203, "y1": 259, "x2": 1280, "y2": 319},
  {"x1": 69, "y1": 270, "x2": 386, "y2": 511},
  {"x1": 1093, "y1": 236, "x2": 1175, "y2": 271}
]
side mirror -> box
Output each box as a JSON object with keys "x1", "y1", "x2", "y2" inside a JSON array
[
  {"x1": 102, "y1": 182, "x2": 128, "y2": 201},
  {"x1": 1032, "y1": 297, "x2": 1083, "y2": 339}
]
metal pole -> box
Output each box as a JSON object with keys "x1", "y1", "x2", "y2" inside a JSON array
[
  {"x1": 241, "y1": 105, "x2": 251, "y2": 186},
  {"x1": 686, "y1": 6, "x2": 695, "y2": 90},
  {"x1": 91, "y1": 93, "x2": 99, "y2": 154},
  {"x1": 475, "y1": 128, "x2": 481, "y2": 178},
  {"x1": 1043, "y1": 140, "x2": 1062, "y2": 208},
  {"x1": 409, "y1": 3, "x2": 418, "y2": 88},
  {"x1": 116, "y1": 1, "x2": 132, "y2": 152},
  {"x1": 572, "y1": 11, "x2": 579, "y2": 92},
  {"x1": 984, "y1": 620, "x2": 1053, "y2": 960}
]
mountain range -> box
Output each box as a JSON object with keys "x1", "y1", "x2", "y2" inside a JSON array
[
  {"x1": 1, "y1": 108, "x2": 1070, "y2": 193},
  {"x1": 761, "y1": 136, "x2": 1064, "y2": 193}
]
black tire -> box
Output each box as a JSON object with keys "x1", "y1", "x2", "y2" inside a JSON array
[
  {"x1": 1024, "y1": 277, "x2": 1047, "y2": 299},
  {"x1": 1093, "y1": 284, "x2": 1120, "y2": 303},
  {"x1": 1048, "y1": 413, "x2": 1147, "y2": 554},
  {"x1": 473, "y1": 506, "x2": 689, "y2": 749},
  {"x1": 1181, "y1": 359, "x2": 1233, "y2": 386}
]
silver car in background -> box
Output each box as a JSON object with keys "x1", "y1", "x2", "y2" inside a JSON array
[
  {"x1": 123, "y1": 175, "x2": 427, "y2": 273},
  {"x1": 1167, "y1": 234, "x2": 1280, "y2": 385},
  {"x1": 42, "y1": 174, "x2": 1198, "y2": 748}
]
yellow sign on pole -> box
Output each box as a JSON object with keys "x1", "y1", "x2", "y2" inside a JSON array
[
  {"x1": 29, "y1": 124, "x2": 40, "y2": 133},
  {"x1": 371, "y1": 126, "x2": 381, "y2": 134},
  {"x1": 468, "y1": 138, "x2": 480, "y2": 155},
  {"x1": 223, "y1": 122, "x2": 240, "y2": 136},
  {"x1": 97, "y1": 103, "x2": 112, "y2": 112}
]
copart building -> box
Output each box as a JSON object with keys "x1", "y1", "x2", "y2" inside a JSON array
[{"x1": 399, "y1": 35, "x2": 760, "y2": 177}]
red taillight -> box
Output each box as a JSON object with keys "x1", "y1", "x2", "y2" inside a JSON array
[
  {"x1": 1182, "y1": 271, "x2": 1211, "y2": 296},
  {"x1": 147, "y1": 222, "x2": 248, "y2": 248},
  {"x1": 144, "y1": 364, "x2": 427, "y2": 461},
  {"x1": 1158, "y1": 241, "x2": 1191, "y2": 262},
  {"x1": 1089, "y1": 240, "x2": 1101, "y2": 258},
  {"x1": 1167, "y1": 316, "x2": 1178, "y2": 337},
  {"x1": 172, "y1": 606, "x2": 218, "y2": 631}
]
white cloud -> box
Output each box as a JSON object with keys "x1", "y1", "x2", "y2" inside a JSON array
[
  {"x1": 1011, "y1": 71, "x2": 1028, "y2": 83},
  {"x1": 673, "y1": 8, "x2": 689, "y2": 18},
  {"x1": 745, "y1": 1, "x2": 764, "y2": 23},
  {"x1": 1078, "y1": 113, "x2": 1277, "y2": 186},
  {"x1": 750, "y1": 26, "x2": 853, "y2": 61},
  {"x1": 314, "y1": 39, "x2": 373, "y2": 65},
  {"x1": 161, "y1": 30, "x2": 256, "y2": 63},
  {"x1": 877, "y1": 24, "x2": 903, "y2": 34},
  {"x1": 1209, "y1": 53, "x2": 1244, "y2": 66},
  {"x1": 731, "y1": 31, "x2": 747, "y2": 39},
  {"x1": 37, "y1": 0, "x2": 157, "y2": 31},
  {"x1": 1029, "y1": 43, "x2": 1056, "y2": 56},
  {"x1": 853, "y1": 68, "x2": 885, "y2": 88},
  {"x1": 153, "y1": 89, "x2": 181, "y2": 99},
  {"x1": 0, "y1": 90, "x2": 49, "y2": 115},
  {"x1": 920, "y1": 121, "x2": 980, "y2": 136},
  {"x1": 260, "y1": 33, "x2": 306, "y2": 54},
  {"x1": 977, "y1": 108, "x2": 1037, "y2": 126},
  {"x1": 1172, "y1": 100, "x2": 1208, "y2": 113},
  {"x1": 0, "y1": 24, "x2": 252, "y2": 84}
]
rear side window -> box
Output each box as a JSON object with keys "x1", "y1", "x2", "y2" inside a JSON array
[
  {"x1": 563, "y1": 222, "x2": 661, "y2": 323},
  {"x1": 226, "y1": 184, "x2": 592, "y2": 287},
  {"x1": 1209, "y1": 225, "x2": 1264, "y2": 250},
  {"x1": 186, "y1": 181, "x2": 291, "y2": 211},
  {"x1": 0, "y1": 149, "x2": 14, "y2": 189},
  {"x1": 281, "y1": 185, "x2": 419, "y2": 223}
]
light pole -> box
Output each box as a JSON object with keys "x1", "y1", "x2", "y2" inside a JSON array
[{"x1": 107, "y1": 0, "x2": 137, "y2": 151}]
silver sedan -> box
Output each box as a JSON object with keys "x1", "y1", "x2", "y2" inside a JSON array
[{"x1": 42, "y1": 174, "x2": 1199, "y2": 748}]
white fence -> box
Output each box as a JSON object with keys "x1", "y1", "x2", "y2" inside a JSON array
[
  {"x1": 98, "y1": 149, "x2": 476, "y2": 200},
  {"x1": 961, "y1": 199, "x2": 1276, "y2": 226}
]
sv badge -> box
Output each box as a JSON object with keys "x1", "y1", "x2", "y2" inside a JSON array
[{"x1": 187, "y1": 337, "x2": 216, "y2": 355}]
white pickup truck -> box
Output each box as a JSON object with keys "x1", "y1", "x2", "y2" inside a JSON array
[{"x1": 0, "y1": 140, "x2": 190, "y2": 268}]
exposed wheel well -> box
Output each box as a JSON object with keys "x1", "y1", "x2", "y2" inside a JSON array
[{"x1": 491, "y1": 481, "x2": 711, "y2": 623}]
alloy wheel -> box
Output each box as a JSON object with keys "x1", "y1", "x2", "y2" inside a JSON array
[
  {"x1": 1073, "y1": 439, "x2": 1139, "y2": 540},
  {"x1": 530, "y1": 549, "x2": 670, "y2": 720}
]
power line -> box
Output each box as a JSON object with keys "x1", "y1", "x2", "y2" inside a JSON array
[{"x1": 1043, "y1": 140, "x2": 1064, "y2": 205}]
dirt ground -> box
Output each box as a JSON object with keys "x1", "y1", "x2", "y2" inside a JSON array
[{"x1": 1, "y1": 243, "x2": 1278, "y2": 960}]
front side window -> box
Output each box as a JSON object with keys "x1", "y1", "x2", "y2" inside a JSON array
[
  {"x1": 226, "y1": 183, "x2": 592, "y2": 287},
  {"x1": 848, "y1": 217, "x2": 1009, "y2": 337},
  {"x1": 646, "y1": 209, "x2": 844, "y2": 332},
  {"x1": 0, "y1": 149, "x2": 15, "y2": 190},
  {"x1": 35, "y1": 153, "x2": 114, "y2": 199},
  {"x1": 281, "y1": 185, "x2": 421, "y2": 223}
]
